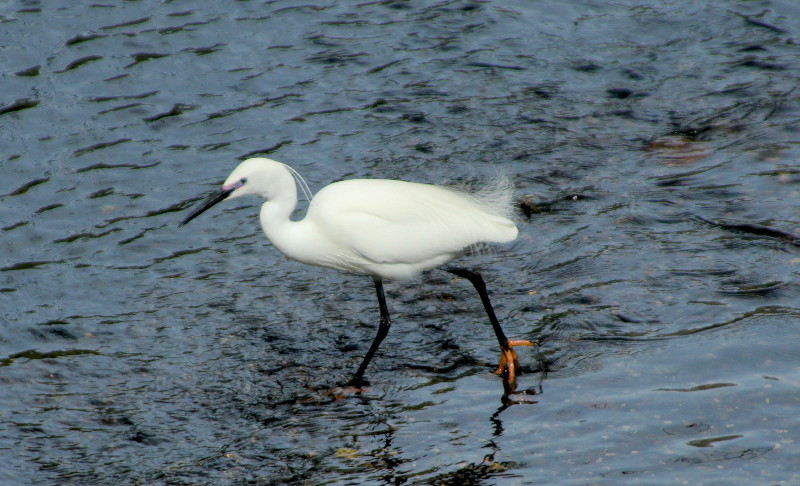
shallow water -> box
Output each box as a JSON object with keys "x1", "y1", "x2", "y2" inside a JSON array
[{"x1": 1, "y1": 0, "x2": 799, "y2": 484}]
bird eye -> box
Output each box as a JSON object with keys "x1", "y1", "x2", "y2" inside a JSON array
[{"x1": 240, "y1": 177, "x2": 248, "y2": 185}]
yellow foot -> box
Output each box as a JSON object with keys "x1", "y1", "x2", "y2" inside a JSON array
[
  {"x1": 325, "y1": 384, "x2": 367, "y2": 400},
  {"x1": 325, "y1": 377, "x2": 370, "y2": 399},
  {"x1": 494, "y1": 339, "x2": 536, "y2": 384}
]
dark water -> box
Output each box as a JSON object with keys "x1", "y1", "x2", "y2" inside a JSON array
[{"x1": 2, "y1": 1, "x2": 799, "y2": 484}]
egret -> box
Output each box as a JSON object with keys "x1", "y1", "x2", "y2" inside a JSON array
[{"x1": 180, "y1": 158, "x2": 534, "y2": 387}]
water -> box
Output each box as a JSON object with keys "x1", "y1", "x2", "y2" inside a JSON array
[{"x1": 1, "y1": 0, "x2": 799, "y2": 484}]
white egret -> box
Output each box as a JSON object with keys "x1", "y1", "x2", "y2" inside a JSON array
[{"x1": 180, "y1": 158, "x2": 533, "y2": 387}]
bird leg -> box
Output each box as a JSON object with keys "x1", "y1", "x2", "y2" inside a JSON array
[
  {"x1": 447, "y1": 268, "x2": 535, "y2": 385},
  {"x1": 344, "y1": 279, "x2": 392, "y2": 388}
]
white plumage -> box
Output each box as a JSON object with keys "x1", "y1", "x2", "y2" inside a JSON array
[{"x1": 181, "y1": 157, "x2": 532, "y2": 389}]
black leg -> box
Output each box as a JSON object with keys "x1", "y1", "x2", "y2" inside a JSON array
[
  {"x1": 446, "y1": 267, "x2": 534, "y2": 386},
  {"x1": 446, "y1": 268, "x2": 510, "y2": 351},
  {"x1": 346, "y1": 279, "x2": 392, "y2": 386}
]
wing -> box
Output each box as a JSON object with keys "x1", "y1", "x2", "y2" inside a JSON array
[{"x1": 306, "y1": 179, "x2": 517, "y2": 266}]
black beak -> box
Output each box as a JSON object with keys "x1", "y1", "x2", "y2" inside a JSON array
[{"x1": 179, "y1": 188, "x2": 234, "y2": 226}]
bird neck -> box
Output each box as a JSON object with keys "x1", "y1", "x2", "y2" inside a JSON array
[
  {"x1": 259, "y1": 194, "x2": 320, "y2": 266},
  {"x1": 259, "y1": 190, "x2": 297, "y2": 229}
]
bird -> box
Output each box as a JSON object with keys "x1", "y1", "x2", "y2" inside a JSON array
[{"x1": 180, "y1": 157, "x2": 534, "y2": 388}]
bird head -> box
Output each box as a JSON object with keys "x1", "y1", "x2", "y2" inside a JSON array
[{"x1": 179, "y1": 158, "x2": 290, "y2": 226}]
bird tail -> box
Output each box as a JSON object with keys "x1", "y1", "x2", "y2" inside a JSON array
[
  {"x1": 449, "y1": 174, "x2": 519, "y2": 246},
  {"x1": 470, "y1": 174, "x2": 517, "y2": 223}
]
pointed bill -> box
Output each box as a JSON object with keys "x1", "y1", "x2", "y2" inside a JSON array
[{"x1": 179, "y1": 188, "x2": 234, "y2": 226}]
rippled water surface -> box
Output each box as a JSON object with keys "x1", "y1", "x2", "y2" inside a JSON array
[{"x1": 2, "y1": 1, "x2": 799, "y2": 484}]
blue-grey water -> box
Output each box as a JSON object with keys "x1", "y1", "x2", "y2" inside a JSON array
[{"x1": 2, "y1": 1, "x2": 799, "y2": 484}]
